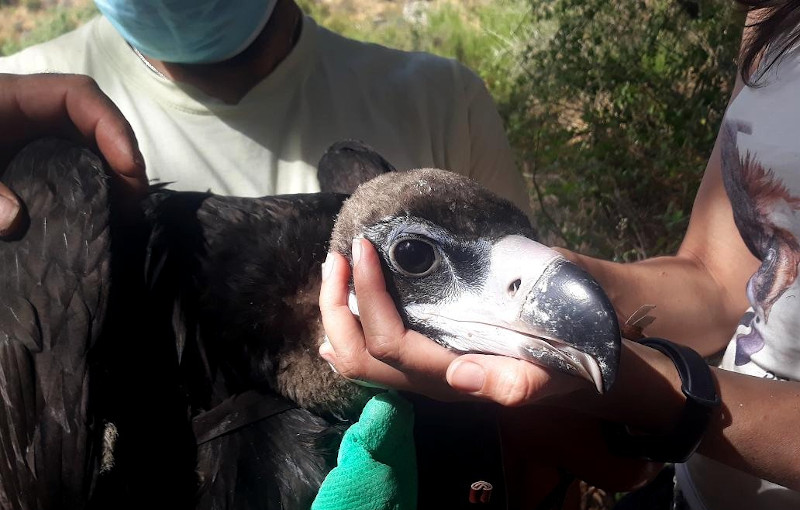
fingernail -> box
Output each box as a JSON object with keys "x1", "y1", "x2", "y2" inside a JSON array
[
  {"x1": 0, "y1": 194, "x2": 20, "y2": 234},
  {"x1": 319, "y1": 338, "x2": 334, "y2": 357},
  {"x1": 351, "y1": 237, "x2": 362, "y2": 266},
  {"x1": 321, "y1": 252, "x2": 334, "y2": 281},
  {"x1": 447, "y1": 361, "x2": 485, "y2": 393},
  {"x1": 319, "y1": 339, "x2": 337, "y2": 370}
]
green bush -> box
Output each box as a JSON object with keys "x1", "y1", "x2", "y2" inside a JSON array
[{"x1": 509, "y1": 0, "x2": 743, "y2": 260}]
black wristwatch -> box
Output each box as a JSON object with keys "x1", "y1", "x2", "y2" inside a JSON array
[{"x1": 605, "y1": 337, "x2": 721, "y2": 463}]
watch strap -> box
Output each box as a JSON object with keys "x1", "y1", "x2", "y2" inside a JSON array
[{"x1": 605, "y1": 337, "x2": 720, "y2": 463}]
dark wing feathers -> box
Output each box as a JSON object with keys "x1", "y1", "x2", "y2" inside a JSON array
[
  {"x1": 317, "y1": 139, "x2": 396, "y2": 194},
  {"x1": 0, "y1": 337, "x2": 38, "y2": 508},
  {"x1": 195, "y1": 407, "x2": 345, "y2": 510},
  {"x1": 141, "y1": 190, "x2": 366, "y2": 507},
  {"x1": 146, "y1": 192, "x2": 350, "y2": 408},
  {"x1": 0, "y1": 138, "x2": 110, "y2": 509},
  {"x1": 0, "y1": 140, "x2": 196, "y2": 510},
  {"x1": 0, "y1": 138, "x2": 371, "y2": 509}
]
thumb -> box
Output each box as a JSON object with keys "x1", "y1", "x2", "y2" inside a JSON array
[{"x1": 446, "y1": 354, "x2": 566, "y2": 407}]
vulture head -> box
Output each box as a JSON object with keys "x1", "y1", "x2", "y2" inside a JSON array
[{"x1": 329, "y1": 168, "x2": 620, "y2": 393}]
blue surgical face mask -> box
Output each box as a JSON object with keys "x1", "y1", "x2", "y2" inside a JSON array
[{"x1": 94, "y1": 0, "x2": 278, "y2": 64}]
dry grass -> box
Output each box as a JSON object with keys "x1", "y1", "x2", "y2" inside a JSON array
[
  {"x1": 314, "y1": 0, "x2": 493, "y2": 23},
  {"x1": 0, "y1": 0, "x2": 495, "y2": 55},
  {"x1": 0, "y1": 0, "x2": 94, "y2": 54}
]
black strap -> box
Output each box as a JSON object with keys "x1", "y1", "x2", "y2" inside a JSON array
[
  {"x1": 605, "y1": 337, "x2": 720, "y2": 463},
  {"x1": 192, "y1": 390, "x2": 297, "y2": 445}
]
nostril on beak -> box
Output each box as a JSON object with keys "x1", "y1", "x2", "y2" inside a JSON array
[{"x1": 508, "y1": 278, "x2": 522, "y2": 297}]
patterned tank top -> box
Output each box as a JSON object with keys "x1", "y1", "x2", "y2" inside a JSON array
[{"x1": 677, "y1": 45, "x2": 800, "y2": 510}]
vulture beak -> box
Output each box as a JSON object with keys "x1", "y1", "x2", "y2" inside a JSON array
[{"x1": 395, "y1": 236, "x2": 621, "y2": 393}]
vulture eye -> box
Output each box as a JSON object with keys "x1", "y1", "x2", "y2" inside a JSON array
[{"x1": 389, "y1": 238, "x2": 440, "y2": 277}]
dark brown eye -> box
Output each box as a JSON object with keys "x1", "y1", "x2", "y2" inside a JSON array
[{"x1": 390, "y1": 239, "x2": 439, "y2": 276}]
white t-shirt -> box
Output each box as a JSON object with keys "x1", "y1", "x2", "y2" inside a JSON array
[
  {"x1": 676, "y1": 46, "x2": 800, "y2": 510},
  {"x1": 0, "y1": 15, "x2": 530, "y2": 215}
]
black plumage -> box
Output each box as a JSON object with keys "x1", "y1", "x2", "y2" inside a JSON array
[
  {"x1": 144, "y1": 190, "x2": 367, "y2": 509},
  {"x1": 0, "y1": 140, "x2": 198, "y2": 510},
  {"x1": 316, "y1": 139, "x2": 396, "y2": 194},
  {"x1": 0, "y1": 141, "x2": 109, "y2": 510},
  {"x1": 0, "y1": 138, "x2": 620, "y2": 509},
  {"x1": 0, "y1": 139, "x2": 370, "y2": 509}
]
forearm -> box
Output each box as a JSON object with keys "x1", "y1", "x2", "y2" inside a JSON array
[
  {"x1": 567, "y1": 252, "x2": 750, "y2": 356},
  {"x1": 699, "y1": 368, "x2": 800, "y2": 490},
  {"x1": 578, "y1": 341, "x2": 800, "y2": 491}
]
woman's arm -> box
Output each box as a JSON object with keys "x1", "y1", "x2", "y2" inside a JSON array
[{"x1": 452, "y1": 339, "x2": 800, "y2": 490}]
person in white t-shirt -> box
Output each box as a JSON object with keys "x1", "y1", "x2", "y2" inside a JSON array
[
  {"x1": 0, "y1": 0, "x2": 530, "y2": 223},
  {"x1": 318, "y1": 1, "x2": 800, "y2": 508}
]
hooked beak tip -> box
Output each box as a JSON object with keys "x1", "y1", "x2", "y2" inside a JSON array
[{"x1": 522, "y1": 258, "x2": 621, "y2": 392}]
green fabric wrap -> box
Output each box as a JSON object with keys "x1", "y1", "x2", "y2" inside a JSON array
[{"x1": 311, "y1": 391, "x2": 417, "y2": 510}]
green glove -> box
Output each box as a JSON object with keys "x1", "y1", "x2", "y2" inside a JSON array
[{"x1": 312, "y1": 391, "x2": 417, "y2": 510}]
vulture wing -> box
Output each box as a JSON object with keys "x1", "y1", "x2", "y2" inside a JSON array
[
  {"x1": 0, "y1": 139, "x2": 110, "y2": 509},
  {"x1": 0, "y1": 139, "x2": 197, "y2": 510},
  {"x1": 317, "y1": 139, "x2": 396, "y2": 194}
]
